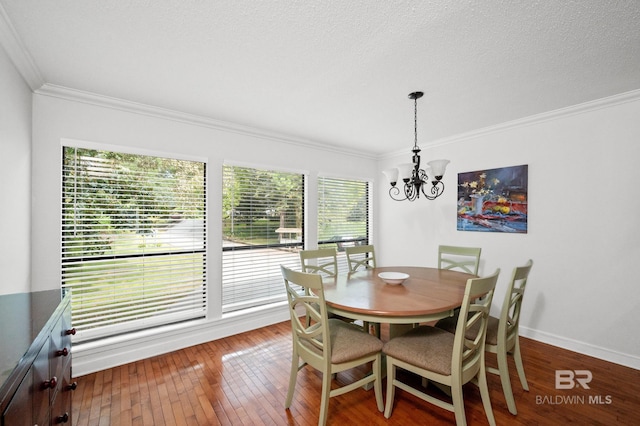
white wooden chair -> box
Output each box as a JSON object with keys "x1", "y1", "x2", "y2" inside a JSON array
[
  {"x1": 436, "y1": 260, "x2": 533, "y2": 415},
  {"x1": 300, "y1": 248, "x2": 338, "y2": 277},
  {"x1": 438, "y1": 245, "x2": 482, "y2": 275},
  {"x1": 281, "y1": 266, "x2": 384, "y2": 426},
  {"x1": 345, "y1": 244, "x2": 376, "y2": 272},
  {"x1": 383, "y1": 269, "x2": 500, "y2": 426},
  {"x1": 345, "y1": 244, "x2": 379, "y2": 336}
]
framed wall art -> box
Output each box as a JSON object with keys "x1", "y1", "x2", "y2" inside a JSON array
[{"x1": 457, "y1": 164, "x2": 528, "y2": 233}]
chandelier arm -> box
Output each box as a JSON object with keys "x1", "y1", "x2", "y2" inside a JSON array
[
  {"x1": 421, "y1": 180, "x2": 445, "y2": 201},
  {"x1": 388, "y1": 185, "x2": 408, "y2": 201}
]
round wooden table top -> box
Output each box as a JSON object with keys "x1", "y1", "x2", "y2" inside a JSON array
[{"x1": 321, "y1": 266, "x2": 475, "y2": 324}]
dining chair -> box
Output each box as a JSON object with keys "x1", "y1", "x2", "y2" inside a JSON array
[
  {"x1": 438, "y1": 245, "x2": 482, "y2": 275},
  {"x1": 281, "y1": 266, "x2": 384, "y2": 426},
  {"x1": 345, "y1": 244, "x2": 376, "y2": 272},
  {"x1": 300, "y1": 247, "x2": 338, "y2": 327},
  {"x1": 436, "y1": 259, "x2": 533, "y2": 415},
  {"x1": 300, "y1": 247, "x2": 368, "y2": 331},
  {"x1": 404, "y1": 244, "x2": 482, "y2": 330},
  {"x1": 344, "y1": 244, "x2": 380, "y2": 337},
  {"x1": 383, "y1": 269, "x2": 500, "y2": 426},
  {"x1": 300, "y1": 248, "x2": 338, "y2": 277}
]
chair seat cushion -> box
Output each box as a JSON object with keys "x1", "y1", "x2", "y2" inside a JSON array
[
  {"x1": 435, "y1": 314, "x2": 500, "y2": 346},
  {"x1": 382, "y1": 326, "x2": 454, "y2": 376},
  {"x1": 329, "y1": 318, "x2": 383, "y2": 363}
]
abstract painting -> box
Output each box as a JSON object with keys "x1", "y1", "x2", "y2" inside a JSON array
[{"x1": 457, "y1": 164, "x2": 528, "y2": 233}]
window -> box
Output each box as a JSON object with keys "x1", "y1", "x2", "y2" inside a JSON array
[
  {"x1": 318, "y1": 177, "x2": 370, "y2": 273},
  {"x1": 222, "y1": 165, "x2": 303, "y2": 313},
  {"x1": 61, "y1": 146, "x2": 207, "y2": 342}
]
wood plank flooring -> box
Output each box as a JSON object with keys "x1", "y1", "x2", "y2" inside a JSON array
[{"x1": 72, "y1": 322, "x2": 640, "y2": 425}]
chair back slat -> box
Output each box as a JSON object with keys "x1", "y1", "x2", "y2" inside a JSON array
[
  {"x1": 345, "y1": 245, "x2": 376, "y2": 272},
  {"x1": 300, "y1": 248, "x2": 338, "y2": 277},
  {"x1": 500, "y1": 260, "x2": 533, "y2": 346},
  {"x1": 438, "y1": 245, "x2": 482, "y2": 275},
  {"x1": 454, "y1": 269, "x2": 499, "y2": 378}
]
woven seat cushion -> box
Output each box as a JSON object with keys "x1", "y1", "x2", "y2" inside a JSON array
[
  {"x1": 328, "y1": 318, "x2": 383, "y2": 363},
  {"x1": 435, "y1": 315, "x2": 500, "y2": 346},
  {"x1": 382, "y1": 326, "x2": 454, "y2": 376}
]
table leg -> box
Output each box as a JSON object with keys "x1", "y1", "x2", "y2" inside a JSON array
[{"x1": 388, "y1": 323, "x2": 414, "y2": 339}]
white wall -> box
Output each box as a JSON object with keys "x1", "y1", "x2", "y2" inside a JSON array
[
  {"x1": 0, "y1": 43, "x2": 31, "y2": 295},
  {"x1": 377, "y1": 92, "x2": 640, "y2": 369},
  {"x1": 30, "y1": 89, "x2": 378, "y2": 374}
]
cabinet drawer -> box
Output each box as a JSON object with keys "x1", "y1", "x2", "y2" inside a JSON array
[
  {"x1": 50, "y1": 310, "x2": 72, "y2": 386},
  {"x1": 2, "y1": 369, "x2": 33, "y2": 426},
  {"x1": 32, "y1": 338, "x2": 52, "y2": 426},
  {"x1": 50, "y1": 367, "x2": 72, "y2": 425}
]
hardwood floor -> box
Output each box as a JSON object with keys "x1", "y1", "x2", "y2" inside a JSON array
[{"x1": 72, "y1": 322, "x2": 640, "y2": 425}]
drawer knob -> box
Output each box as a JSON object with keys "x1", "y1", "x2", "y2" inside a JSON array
[
  {"x1": 65, "y1": 328, "x2": 77, "y2": 335},
  {"x1": 67, "y1": 381, "x2": 78, "y2": 391},
  {"x1": 55, "y1": 412, "x2": 70, "y2": 423},
  {"x1": 42, "y1": 376, "x2": 57, "y2": 389},
  {"x1": 56, "y1": 347, "x2": 69, "y2": 357}
]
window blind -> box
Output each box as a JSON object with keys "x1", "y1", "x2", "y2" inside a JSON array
[
  {"x1": 318, "y1": 177, "x2": 369, "y2": 273},
  {"x1": 222, "y1": 165, "x2": 303, "y2": 312},
  {"x1": 61, "y1": 147, "x2": 207, "y2": 342}
]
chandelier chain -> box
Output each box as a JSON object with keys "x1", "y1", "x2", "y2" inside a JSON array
[{"x1": 414, "y1": 96, "x2": 418, "y2": 149}]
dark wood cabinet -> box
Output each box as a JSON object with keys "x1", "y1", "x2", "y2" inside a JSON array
[
  {"x1": 0, "y1": 290, "x2": 73, "y2": 426},
  {"x1": 2, "y1": 370, "x2": 33, "y2": 426}
]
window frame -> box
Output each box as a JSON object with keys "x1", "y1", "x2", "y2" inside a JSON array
[
  {"x1": 60, "y1": 141, "x2": 209, "y2": 342},
  {"x1": 221, "y1": 162, "x2": 305, "y2": 313},
  {"x1": 317, "y1": 175, "x2": 371, "y2": 274}
]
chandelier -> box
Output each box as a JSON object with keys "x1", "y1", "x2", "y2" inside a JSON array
[{"x1": 383, "y1": 92, "x2": 450, "y2": 201}]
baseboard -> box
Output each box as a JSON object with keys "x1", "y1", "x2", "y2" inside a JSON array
[
  {"x1": 71, "y1": 303, "x2": 290, "y2": 377},
  {"x1": 520, "y1": 326, "x2": 640, "y2": 370},
  {"x1": 73, "y1": 309, "x2": 640, "y2": 377}
]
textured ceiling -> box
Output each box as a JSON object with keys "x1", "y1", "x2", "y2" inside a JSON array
[{"x1": 2, "y1": 0, "x2": 640, "y2": 155}]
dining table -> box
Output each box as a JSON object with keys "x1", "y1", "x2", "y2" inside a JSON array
[{"x1": 322, "y1": 266, "x2": 477, "y2": 338}]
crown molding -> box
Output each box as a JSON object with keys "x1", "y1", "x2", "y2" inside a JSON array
[
  {"x1": 380, "y1": 88, "x2": 640, "y2": 160},
  {"x1": 35, "y1": 83, "x2": 376, "y2": 160},
  {"x1": 0, "y1": 2, "x2": 44, "y2": 90}
]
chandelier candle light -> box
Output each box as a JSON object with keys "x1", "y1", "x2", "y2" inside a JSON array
[{"x1": 383, "y1": 92, "x2": 450, "y2": 201}]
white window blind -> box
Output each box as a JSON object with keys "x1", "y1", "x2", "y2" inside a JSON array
[
  {"x1": 318, "y1": 177, "x2": 370, "y2": 273},
  {"x1": 222, "y1": 165, "x2": 303, "y2": 312},
  {"x1": 61, "y1": 146, "x2": 207, "y2": 342}
]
